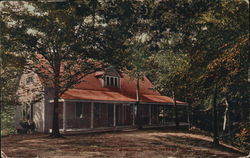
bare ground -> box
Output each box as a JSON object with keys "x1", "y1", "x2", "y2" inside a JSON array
[{"x1": 1, "y1": 129, "x2": 246, "y2": 158}]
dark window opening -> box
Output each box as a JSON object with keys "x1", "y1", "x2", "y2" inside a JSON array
[
  {"x1": 104, "y1": 76, "x2": 119, "y2": 88},
  {"x1": 26, "y1": 76, "x2": 33, "y2": 85},
  {"x1": 111, "y1": 77, "x2": 114, "y2": 86},
  {"x1": 106, "y1": 76, "x2": 110, "y2": 86},
  {"x1": 22, "y1": 104, "x2": 33, "y2": 121},
  {"x1": 114, "y1": 78, "x2": 118, "y2": 87},
  {"x1": 76, "y1": 102, "x2": 84, "y2": 119}
]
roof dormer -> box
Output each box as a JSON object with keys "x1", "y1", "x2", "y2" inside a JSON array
[
  {"x1": 103, "y1": 66, "x2": 121, "y2": 88},
  {"x1": 104, "y1": 75, "x2": 119, "y2": 88}
]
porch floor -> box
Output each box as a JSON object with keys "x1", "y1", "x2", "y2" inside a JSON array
[{"x1": 58, "y1": 122, "x2": 189, "y2": 135}]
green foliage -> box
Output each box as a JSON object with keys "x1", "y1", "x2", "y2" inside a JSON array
[
  {"x1": 1, "y1": 1, "x2": 140, "y2": 136},
  {"x1": 182, "y1": 0, "x2": 249, "y2": 148},
  {"x1": 126, "y1": 43, "x2": 151, "y2": 80},
  {"x1": 0, "y1": 1, "x2": 248, "y2": 148},
  {"x1": 236, "y1": 123, "x2": 250, "y2": 142},
  {"x1": 151, "y1": 51, "x2": 189, "y2": 97},
  {"x1": 227, "y1": 122, "x2": 250, "y2": 152},
  {"x1": 0, "y1": 40, "x2": 25, "y2": 137},
  {"x1": 0, "y1": 53, "x2": 23, "y2": 136},
  {"x1": 1, "y1": 106, "x2": 16, "y2": 136}
]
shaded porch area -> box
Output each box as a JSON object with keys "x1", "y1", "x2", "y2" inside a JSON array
[{"x1": 55, "y1": 101, "x2": 189, "y2": 132}]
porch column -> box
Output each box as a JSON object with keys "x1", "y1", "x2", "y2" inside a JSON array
[
  {"x1": 113, "y1": 104, "x2": 116, "y2": 127},
  {"x1": 91, "y1": 102, "x2": 94, "y2": 128},
  {"x1": 149, "y1": 104, "x2": 152, "y2": 125},
  {"x1": 63, "y1": 101, "x2": 66, "y2": 132},
  {"x1": 132, "y1": 104, "x2": 135, "y2": 126},
  {"x1": 187, "y1": 105, "x2": 191, "y2": 128}
]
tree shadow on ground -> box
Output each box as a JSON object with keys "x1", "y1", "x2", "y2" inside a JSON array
[
  {"x1": 2, "y1": 129, "x2": 246, "y2": 158},
  {"x1": 154, "y1": 135, "x2": 244, "y2": 155}
]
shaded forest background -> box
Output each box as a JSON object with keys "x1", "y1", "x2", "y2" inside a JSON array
[{"x1": 1, "y1": 0, "x2": 249, "y2": 151}]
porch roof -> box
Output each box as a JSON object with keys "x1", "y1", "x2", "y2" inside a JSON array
[
  {"x1": 141, "y1": 95, "x2": 185, "y2": 104},
  {"x1": 61, "y1": 88, "x2": 186, "y2": 105},
  {"x1": 61, "y1": 89, "x2": 135, "y2": 102}
]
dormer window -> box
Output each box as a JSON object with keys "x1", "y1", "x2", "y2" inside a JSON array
[{"x1": 104, "y1": 75, "x2": 119, "y2": 88}]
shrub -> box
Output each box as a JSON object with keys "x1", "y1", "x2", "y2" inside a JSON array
[
  {"x1": 235, "y1": 122, "x2": 250, "y2": 151},
  {"x1": 19, "y1": 120, "x2": 36, "y2": 134},
  {"x1": 1, "y1": 106, "x2": 16, "y2": 136}
]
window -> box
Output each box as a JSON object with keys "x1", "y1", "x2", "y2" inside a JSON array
[
  {"x1": 75, "y1": 102, "x2": 84, "y2": 119},
  {"x1": 114, "y1": 77, "x2": 118, "y2": 87},
  {"x1": 22, "y1": 104, "x2": 33, "y2": 120},
  {"x1": 26, "y1": 76, "x2": 33, "y2": 85},
  {"x1": 106, "y1": 76, "x2": 110, "y2": 86},
  {"x1": 111, "y1": 77, "x2": 114, "y2": 85},
  {"x1": 104, "y1": 76, "x2": 119, "y2": 87}
]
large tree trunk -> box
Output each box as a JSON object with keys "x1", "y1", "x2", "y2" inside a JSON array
[
  {"x1": 51, "y1": 63, "x2": 62, "y2": 138},
  {"x1": 51, "y1": 87, "x2": 61, "y2": 137},
  {"x1": 213, "y1": 83, "x2": 219, "y2": 145},
  {"x1": 172, "y1": 90, "x2": 179, "y2": 127}
]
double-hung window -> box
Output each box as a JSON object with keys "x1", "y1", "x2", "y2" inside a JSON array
[{"x1": 104, "y1": 76, "x2": 119, "y2": 88}]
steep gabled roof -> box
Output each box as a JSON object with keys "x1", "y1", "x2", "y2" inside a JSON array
[
  {"x1": 61, "y1": 71, "x2": 186, "y2": 105},
  {"x1": 33, "y1": 55, "x2": 186, "y2": 104}
]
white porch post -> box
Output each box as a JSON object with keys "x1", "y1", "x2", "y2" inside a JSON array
[
  {"x1": 91, "y1": 102, "x2": 94, "y2": 128},
  {"x1": 132, "y1": 104, "x2": 135, "y2": 126},
  {"x1": 63, "y1": 101, "x2": 66, "y2": 132},
  {"x1": 149, "y1": 104, "x2": 152, "y2": 125},
  {"x1": 113, "y1": 104, "x2": 116, "y2": 127}
]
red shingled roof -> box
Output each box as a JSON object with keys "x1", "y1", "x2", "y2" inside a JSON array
[
  {"x1": 34, "y1": 55, "x2": 186, "y2": 104},
  {"x1": 61, "y1": 72, "x2": 186, "y2": 105}
]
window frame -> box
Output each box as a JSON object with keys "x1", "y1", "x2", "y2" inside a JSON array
[
  {"x1": 22, "y1": 103, "x2": 33, "y2": 121},
  {"x1": 26, "y1": 76, "x2": 34, "y2": 85},
  {"x1": 104, "y1": 75, "x2": 119, "y2": 88}
]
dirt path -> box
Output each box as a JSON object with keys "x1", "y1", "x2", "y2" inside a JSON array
[{"x1": 1, "y1": 129, "x2": 245, "y2": 158}]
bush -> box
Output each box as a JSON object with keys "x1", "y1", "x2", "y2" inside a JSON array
[
  {"x1": 235, "y1": 122, "x2": 250, "y2": 151},
  {"x1": 1, "y1": 106, "x2": 16, "y2": 136},
  {"x1": 19, "y1": 120, "x2": 36, "y2": 134}
]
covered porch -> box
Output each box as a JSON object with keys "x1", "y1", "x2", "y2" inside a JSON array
[{"x1": 53, "y1": 101, "x2": 189, "y2": 133}]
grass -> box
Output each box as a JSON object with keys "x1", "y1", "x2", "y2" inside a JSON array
[{"x1": 1, "y1": 129, "x2": 247, "y2": 158}]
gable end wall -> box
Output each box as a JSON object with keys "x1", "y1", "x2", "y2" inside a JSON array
[{"x1": 16, "y1": 71, "x2": 45, "y2": 132}]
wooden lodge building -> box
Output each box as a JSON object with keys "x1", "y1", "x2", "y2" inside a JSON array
[{"x1": 16, "y1": 67, "x2": 188, "y2": 133}]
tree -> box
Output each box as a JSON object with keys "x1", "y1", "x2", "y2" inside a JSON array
[
  {"x1": 138, "y1": 0, "x2": 248, "y2": 146},
  {"x1": 126, "y1": 43, "x2": 151, "y2": 128},
  {"x1": 2, "y1": 2, "x2": 109, "y2": 137},
  {"x1": 1, "y1": 1, "x2": 140, "y2": 137},
  {"x1": 150, "y1": 50, "x2": 189, "y2": 127},
  {"x1": 0, "y1": 52, "x2": 26, "y2": 135},
  {"x1": 0, "y1": 3, "x2": 26, "y2": 135},
  {"x1": 184, "y1": 0, "x2": 249, "y2": 145}
]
